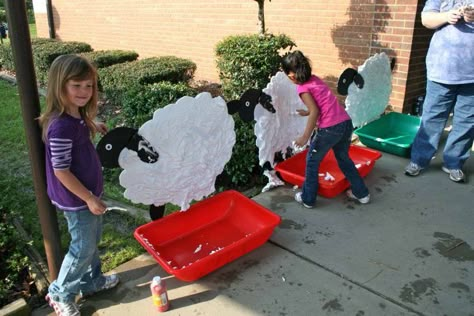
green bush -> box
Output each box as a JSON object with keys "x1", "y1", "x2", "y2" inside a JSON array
[
  {"x1": 32, "y1": 38, "x2": 92, "y2": 85},
  {"x1": 98, "y1": 56, "x2": 196, "y2": 90},
  {"x1": 0, "y1": 10, "x2": 6, "y2": 23},
  {"x1": 215, "y1": 33, "x2": 295, "y2": 100},
  {"x1": 0, "y1": 208, "x2": 30, "y2": 307},
  {"x1": 119, "y1": 82, "x2": 197, "y2": 127},
  {"x1": 31, "y1": 37, "x2": 57, "y2": 46},
  {"x1": 0, "y1": 42, "x2": 13, "y2": 71},
  {"x1": 215, "y1": 33, "x2": 295, "y2": 187},
  {"x1": 98, "y1": 56, "x2": 196, "y2": 106},
  {"x1": 0, "y1": 38, "x2": 56, "y2": 71},
  {"x1": 79, "y1": 50, "x2": 139, "y2": 69},
  {"x1": 223, "y1": 117, "x2": 261, "y2": 186}
]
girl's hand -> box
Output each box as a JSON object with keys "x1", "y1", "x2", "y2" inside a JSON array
[
  {"x1": 86, "y1": 193, "x2": 107, "y2": 215},
  {"x1": 463, "y1": 6, "x2": 474, "y2": 23},
  {"x1": 296, "y1": 109, "x2": 310, "y2": 116},
  {"x1": 446, "y1": 8, "x2": 463, "y2": 24},
  {"x1": 95, "y1": 121, "x2": 108, "y2": 135},
  {"x1": 295, "y1": 135, "x2": 309, "y2": 147}
]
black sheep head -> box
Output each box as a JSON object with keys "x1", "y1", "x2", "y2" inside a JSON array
[
  {"x1": 227, "y1": 88, "x2": 276, "y2": 122},
  {"x1": 96, "y1": 127, "x2": 159, "y2": 168},
  {"x1": 337, "y1": 68, "x2": 365, "y2": 96}
]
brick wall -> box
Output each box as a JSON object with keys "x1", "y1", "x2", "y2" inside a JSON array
[
  {"x1": 34, "y1": 0, "x2": 429, "y2": 113},
  {"x1": 405, "y1": 1, "x2": 434, "y2": 113}
]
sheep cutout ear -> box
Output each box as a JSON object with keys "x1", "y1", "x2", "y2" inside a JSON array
[
  {"x1": 337, "y1": 68, "x2": 364, "y2": 96},
  {"x1": 96, "y1": 127, "x2": 159, "y2": 168},
  {"x1": 227, "y1": 89, "x2": 276, "y2": 122}
]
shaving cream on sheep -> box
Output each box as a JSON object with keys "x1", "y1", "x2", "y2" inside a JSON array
[
  {"x1": 118, "y1": 92, "x2": 236, "y2": 210},
  {"x1": 345, "y1": 53, "x2": 392, "y2": 128},
  {"x1": 255, "y1": 71, "x2": 308, "y2": 167}
]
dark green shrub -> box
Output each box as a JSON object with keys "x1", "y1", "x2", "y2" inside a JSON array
[
  {"x1": 0, "y1": 38, "x2": 57, "y2": 71},
  {"x1": 120, "y1": 82, "x2": 197, "y2": 127},
  {"x1": 0, "y1": 208, "x2": 30, "y2": 307},
  {"x1": 0, "y1": 42, "x2": 13, "y2": 71},
  {"x1": 215, "y1": 33, "x2": 295, "y2": 187},
  {"x1": 0, "y1": 10, "x2": 6, "y2": 23},
  {"x1": 98, "y1": 56, "x2": 196, "y2": 90},
  {"x1": 98, "y1": 56, "x2": 196, "y2": 105},
  {"x1": 215, "y1": 33, "x2": 295, "y2": 100},
  {"x1": 31, "y1": 37, "x2": 57, "y2": 46},
  {"x1": 223, "y1": 117, "x2": 261, "y2": 186},
  {"x1": 32, "y1": 38, "x2": 92, "y2": 85},
  {"x1": 80, "y1": 50, "x2": 139, "y2": 69}
]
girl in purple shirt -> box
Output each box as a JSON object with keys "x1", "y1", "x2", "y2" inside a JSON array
[
  {"x1": 38, "y1": 55, "x2": 119, "y2": 315},
  {"x1": 281, "y1": 50, "x2": 370, "y2": 208}
]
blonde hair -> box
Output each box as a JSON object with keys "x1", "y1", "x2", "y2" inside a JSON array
[{"x1": 38, "y1": 54, "x2": 99, "y2": 141}]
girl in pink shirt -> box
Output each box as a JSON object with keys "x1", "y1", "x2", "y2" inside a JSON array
[{"x1": 281, "y1": 50, "x2": 370, "y2": 208}]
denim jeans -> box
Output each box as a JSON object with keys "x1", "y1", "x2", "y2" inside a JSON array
[
  {"x1": 48, "y1": 209, "x2": 106, "y2": 303},
  {"x1": 410, "y1": 80, "x2": 474, "y2": 169},
  {"x1": 301, "y1": 120, "x2": 369, "y2": 206}
]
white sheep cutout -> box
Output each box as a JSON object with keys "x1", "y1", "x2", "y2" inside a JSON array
[
  {"x1": 254, "y1": 71, "x2": 308, "y2": 191},
  {"x1": 342, "y1": 52, "x2": 393, "y2": 127},
  {"x1": 98, "y1": 93, "x2": 236, "y2": 212}
]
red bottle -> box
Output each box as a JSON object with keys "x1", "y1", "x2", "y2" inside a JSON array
[{"x1": 150, "y1": 276, "x2": 170, "y2": 312}]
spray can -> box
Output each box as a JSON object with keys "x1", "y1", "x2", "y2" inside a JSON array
[
  {"x1": 412, "y1": 96, "x2": 424, "y2": 116},
  {"x1": 150, "y1": 276, "x2": 169, "y2": 312}
]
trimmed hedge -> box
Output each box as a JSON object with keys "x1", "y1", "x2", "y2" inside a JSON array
[
  {"x1": 32, "y1": 38, "x2": 92, "y2": 85},
  {"x1": 119, "y1": 82, "x2": 197, "y2": 127},
  {"x1": 0, "y1": 208, "x2": 30, "y2": 307},
  {"x1": 98, "y1": 56, "x2": 196, "y2": 90},
  {"x1": 0, "y1": 42, "x2": 13, "y2": 71},
  {"x1": 216, "y1": 33, "x2": 295, "y2": 100},
  {"x1": 79, "y1": 50, "x2": 139, "y2": 69},
  {"x1": 98, "y1": 56, "x2": 196, "y2": 105},
  {"x1": 215, "y1": 33, "x2": 296, "y2": 187},
  {"x1": 1, "y1": 39, "x2": 59, "y2": 71}
]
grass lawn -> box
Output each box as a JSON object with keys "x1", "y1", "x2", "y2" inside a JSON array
[{"x1": 0, "y1": 79, "x2": 147, "y2": 274}]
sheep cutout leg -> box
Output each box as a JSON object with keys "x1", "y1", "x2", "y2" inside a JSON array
[
  {"x1": 344, "y1": 53, "x2": 393, "y2": 127},
  {"x1": 118, "y1": 92, "x2": 236, "y2": 211},
  {"x1": 254, "y1": 71, "x2": 308, "y2": 192}
]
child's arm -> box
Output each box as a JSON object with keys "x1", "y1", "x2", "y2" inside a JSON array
[
  {"x1": 54, "y1": 169, "x2": 107, "y2": 215},
  {"x1": 295, "y1": 92, "x2": 319, "y2": 147},
  {"x1": 422, "y1": 9, "x2": 462, "y2": 29},
  {"x1": 94, "y1": 121, "x2": 108, "y2": 135}
]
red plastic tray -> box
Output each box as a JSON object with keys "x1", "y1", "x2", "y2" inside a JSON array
[
  {"x1": 134, "y1": 190, "x2": 281, "y2": 282},
  {"x1": 274, "y1": 145, "x2": 382, "y2": 198}
]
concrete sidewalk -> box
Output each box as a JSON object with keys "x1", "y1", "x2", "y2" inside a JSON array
[{"x1": 32, "y1": 148, "x2": 474, "y2": 316}]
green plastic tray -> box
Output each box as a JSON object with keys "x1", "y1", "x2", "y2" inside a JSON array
[{"x1": 354, "y1": 112, "x2": 421, "y2": 157}]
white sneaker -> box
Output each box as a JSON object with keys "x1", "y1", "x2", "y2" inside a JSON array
[
  {"x1": 45, "y1": 293, "x2": 80, "y2": 316},
  {"x1": 405, "y1": 162, "x2": 423, "y2": 176},
  {"x1": 346, "y1": 190, "x2": 370, "y2": 204},
  {"x1": 442, "y1": 166, "x2": 465, "y2": 183},
  {"x1": 80, "y1": 274, "x2": 120, "y2": 298},
  {"x1": 294, "y1": 192, "x2": 314, "y2": 208}
]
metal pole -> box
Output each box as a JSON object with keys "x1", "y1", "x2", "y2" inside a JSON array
[
  {"x1": 46, "y1": 0, "x2": 55, "y2": 39},
  {"x1": 4, "y1": 0, "x2": 62, "y2": 281}
]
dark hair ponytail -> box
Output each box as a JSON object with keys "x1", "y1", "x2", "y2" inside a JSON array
[{"x1": 281, "y1": 50, "x2": 312, "y2": 83}]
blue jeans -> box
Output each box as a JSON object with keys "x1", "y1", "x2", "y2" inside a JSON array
[
  {"x1": 301, "y1": 120, "x2": 369, "y2": 206},
  {"x1": 410, "y1": 80, "x2": 474, "y2": 169},
  {"x1": 48, "y1": 209, "x2": 106, "y2": 303}
]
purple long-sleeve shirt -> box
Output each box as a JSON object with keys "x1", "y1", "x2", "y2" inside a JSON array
[{"x1": 45, "y1": 114, "x2": 103, "y2": 211}]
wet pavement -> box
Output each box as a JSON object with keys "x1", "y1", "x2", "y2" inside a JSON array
[{"x1": 32, "y1": 144, "x2": 474, "y2": 316}]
